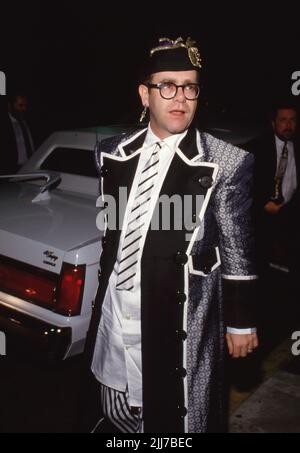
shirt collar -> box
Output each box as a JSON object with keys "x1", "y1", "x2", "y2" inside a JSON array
[
  {"x1": 275, "y1": 134, "x2": 292, "y2": 148},
  {"x1": 9, "y1": 113, "x2": 18, "y2": 123},
  {"x1": 144, "y1": 125, "x2": 188, "y2": 152}
]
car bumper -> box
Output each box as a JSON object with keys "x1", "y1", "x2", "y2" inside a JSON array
[{"x1": 0, "y1": 304, "x2": 72, "y2": 361}]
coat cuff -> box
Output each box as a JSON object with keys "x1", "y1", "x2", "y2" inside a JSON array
[{"x1": 223, "y1": 277, "x2": 259, "y2": 328}]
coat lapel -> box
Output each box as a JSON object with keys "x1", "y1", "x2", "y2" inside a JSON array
[
  {"x1": 120, "y1": 129, "x2": 148, "y2": 156},
  {"x1": 177, "y1": 127, "x2": 202, "y2": 160}
]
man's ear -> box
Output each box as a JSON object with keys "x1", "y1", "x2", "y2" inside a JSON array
[{"x1": 138, "y1": 84, "x2": 149, "y2": 108}]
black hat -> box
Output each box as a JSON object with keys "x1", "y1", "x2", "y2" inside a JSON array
[{"x1": 146, "y1": 37, "x2": 202, "y2": 75}]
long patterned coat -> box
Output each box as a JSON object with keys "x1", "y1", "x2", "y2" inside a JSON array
[{"x1": 83, "y1": 127, "x2": 257, "y2": 433}]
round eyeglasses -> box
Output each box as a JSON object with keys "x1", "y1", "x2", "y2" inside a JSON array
[{"x1": 147, "y1": 82, "x2": 200, "y2": 100}]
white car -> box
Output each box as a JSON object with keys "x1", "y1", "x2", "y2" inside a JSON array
[{"x1": 0, "y1": 126, "x2": 133, "y2": 360}]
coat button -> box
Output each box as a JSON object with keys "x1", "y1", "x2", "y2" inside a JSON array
[
  {"x1": 174, "y1": 251, "x2": 188, "y2": 265},
  {"x1": 202, "y1": 265, "x2": 211, "y2": 274},
  {"x1": 176, "y1": 291, "x2": 187, "y2": 304},
  {"x1": 177, "y1": 406, "x2": 188, "y2": 418},
  {"x1": 175, "y1": 367, "x2": 187, "y2": 378},
  {"x1": 176, "y1": 329, "x2": 187, "y2": 341},
  {"x1": 199, "y1": 176, "x2": 213, "y2": 189},
  {"x1": 102, "y1": 236, "x2": 107, "y2": 247},
  {"x1": 98, "y1": 269, "x2": 101, "y2": 282},
  {"x1": 101, "y1": 166, "x2": 109, "y2": 177}
]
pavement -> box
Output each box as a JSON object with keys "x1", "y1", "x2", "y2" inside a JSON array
[
  {"x1": 229, "y1": 369, "x2": 300, "y2": 433},
  {"x1": 227, "y1": 265, "x2": 300, "y2": 434},
  {"x1": 228, "y1": 313, "x2": 300, "y2": 432}
]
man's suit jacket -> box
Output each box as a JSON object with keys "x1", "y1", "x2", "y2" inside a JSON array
[
  {"x1": 248, "y1": 132, "x2": 300, "y2": 267},
  {"x1": 0, "y1": 114, "x2": 19, "y2": 174},
  {"x1": 250, "y1": 131, "x2": 300, "y2": 216},
  {"x1": 0, "y1": 114, "x2": 34, "y2": 175}
]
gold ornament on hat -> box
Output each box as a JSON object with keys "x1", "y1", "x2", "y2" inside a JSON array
[{"x1": 150, "y1": 37, "x2": 202, "y2": 69}]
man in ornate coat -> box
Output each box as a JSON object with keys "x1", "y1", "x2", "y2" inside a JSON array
[{"x1": 83, "y1": 37, "x2": 259, "y2": 433}]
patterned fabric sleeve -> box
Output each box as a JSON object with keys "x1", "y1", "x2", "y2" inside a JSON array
[
  {"x1": 214, "y1": 149, "x2": 256, "y2": 276},
  {"x1": 213, "y1": 146, "x2": 258, "y2": 328}
]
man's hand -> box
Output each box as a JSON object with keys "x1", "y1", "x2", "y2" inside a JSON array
[
  {"x1": 264, "y1": 201, "x2": 284, "y2": 215},
  {"x1": 226, "y1": 333, "x2": 259, "y2": 358}
]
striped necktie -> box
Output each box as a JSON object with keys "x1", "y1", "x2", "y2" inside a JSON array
[
  {"x1": 272, "y1": 141, "x2": 288, "y2": 204},
  {"x1": 116, "y1": 142, "x2": 161, "y2": 291}
]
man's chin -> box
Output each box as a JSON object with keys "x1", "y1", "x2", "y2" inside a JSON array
[
  {"x1": 168, "y1": 121, "x2": 192, "y2": 135},
  {"x1": 169, "y1": 127, "x2": 186, "y2": 135},
  {"x1": 277, "y1": 132, "x2": 294, "y2": 142}
]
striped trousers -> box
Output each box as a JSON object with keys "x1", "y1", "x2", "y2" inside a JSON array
[{"x1": 92, "y1": 384, "x2": 143, "y2": 433}]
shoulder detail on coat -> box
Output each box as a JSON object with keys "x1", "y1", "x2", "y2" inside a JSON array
[
  {"x1": 200, "y1": 131, "x2": 249, "y2": 158},
  {"x1": 94, "y1": 129, "x2": 141, "y2": 174},
  {"x1": 199, "y1": 131, "x2": 253, "y2": 180}
]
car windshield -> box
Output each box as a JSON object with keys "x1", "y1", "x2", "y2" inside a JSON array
[{"x1": 40, "y1": 147, "x2": 97, "y2": 178}]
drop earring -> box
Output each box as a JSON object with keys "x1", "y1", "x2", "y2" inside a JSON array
[{"x1": 139, "y1": 106, "x2": 148, "y2": 123}]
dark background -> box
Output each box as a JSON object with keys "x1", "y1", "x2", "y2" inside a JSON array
[{"x1": 1, "y1": 3, "x2": 300, "y2": 145}]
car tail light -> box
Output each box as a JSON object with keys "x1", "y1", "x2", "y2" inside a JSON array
[
  {"x1": 0, "y1": 256, "x2": 85, "y2": 317},
  {"x1": 55, "y1": 263, "x2": 85, "y2": 316},
  {"x1": 0, "y1": 260, "x2": 56, "y2": 309}
]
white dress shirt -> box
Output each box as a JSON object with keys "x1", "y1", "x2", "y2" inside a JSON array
[{"x1": 275, "y1": 135, "x2": 297, "y2": 204}]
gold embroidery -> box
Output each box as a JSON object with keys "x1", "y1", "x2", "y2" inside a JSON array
[{"x1": 150, "y1": 37, "x2": 202, "y2": 68}]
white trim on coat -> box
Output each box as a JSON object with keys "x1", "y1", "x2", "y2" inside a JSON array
[
  {"x1": 188, "y1": 246, "x2": 221, "y2": 277},
  {"x1": 221, "y1": 274, "x2": 258, "y2": 280},
  {"x1": 180, "y1": 159, "x2": 219, "y2": 257},
  {"x1": 183, "y1": 262, "x2": 189, "y2": 433},
  {"x1": 117, "y1": 128, "x2": 148, "y2": 157}
]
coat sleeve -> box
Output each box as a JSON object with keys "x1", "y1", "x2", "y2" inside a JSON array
[{"x1": 213, "y1": 148, "x2": 258, "y2": 328}]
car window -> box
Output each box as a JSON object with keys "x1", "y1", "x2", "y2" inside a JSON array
[{"x1": 40, "y1": 147, "x2": 98, "y2": 178}]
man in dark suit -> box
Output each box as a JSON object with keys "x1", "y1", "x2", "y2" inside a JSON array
[
  {"x1": 248, "y1": 102, "x2": 300, "y2": 360},
  {"x1": 0, "y1": 94, "x2": 34, "y2": 175},
  {"x1": 251, "y1": 103, "x2": 300, "y2": 315}
]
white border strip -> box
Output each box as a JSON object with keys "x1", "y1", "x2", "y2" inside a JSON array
[
  {"x1": 100, "y1": 150, "x2": 143, "y2": 238},
  {"x1": 222, "y1": 274, "x2": 258, "y2": 281},
  {"x1": 188, "y1": 247, "x2": 221, "y2": 277},
  {"x1": 118, "y1": 128, "x2": 148, "y2": 157},
  {"x1": 183, "y1": 263, "x2": 189, "y2": 433},
  {"x1": 189, "y1": 129, "x2": 204, "y2": 161},
  {"x1": 175, "y1": 152, "x2": 219, "y2": 258}
]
